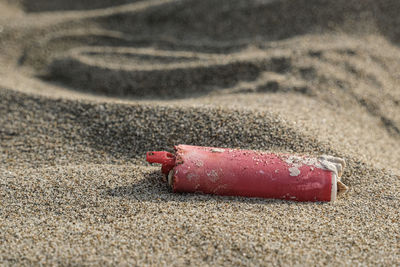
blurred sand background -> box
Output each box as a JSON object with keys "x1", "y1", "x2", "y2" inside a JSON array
[{"x1": 0, "y1": 0, "x2": 399, "y2": 265}]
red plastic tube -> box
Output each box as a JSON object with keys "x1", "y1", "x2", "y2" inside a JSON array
[{"x1": 146, "y1": 145, "x2": 347, "y2": 202}]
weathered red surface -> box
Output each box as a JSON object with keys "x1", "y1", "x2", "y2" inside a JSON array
[{"x1": 147, "y1": 145, "x2": 334, "y2": 202}]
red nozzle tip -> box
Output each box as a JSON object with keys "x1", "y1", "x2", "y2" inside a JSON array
[{"x1": 146, "y1": 151, "x2": 175, "y2": 174}]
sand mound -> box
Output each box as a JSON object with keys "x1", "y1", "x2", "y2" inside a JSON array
[
  {"x1": 0, "y1": 0, "x2": 399, "y2": 265},
  {"x1": 48, "y1": 47, "x2": 263, "y2": 97},
  {"x1": 1, "y1": 88, "x2": 399, "y2": 265}
]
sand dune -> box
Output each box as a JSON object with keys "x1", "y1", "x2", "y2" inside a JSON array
[{"x1": 1, "y1": 0, "x2": 399, "y2": 265}]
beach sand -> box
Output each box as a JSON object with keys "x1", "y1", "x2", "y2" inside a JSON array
[{"x1": 1, "y1": 0, "x2": 399, "y2": 265}]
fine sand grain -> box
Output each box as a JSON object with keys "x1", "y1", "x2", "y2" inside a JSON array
[{"x1": 1, "y1": 0, "x2": 399, "y2": 265}]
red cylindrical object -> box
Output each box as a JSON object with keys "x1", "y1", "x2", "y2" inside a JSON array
[{"x1": 146, "y1": 145, "x2": 347, "y2": 202}]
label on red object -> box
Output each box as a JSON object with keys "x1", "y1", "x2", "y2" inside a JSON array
[{"x1": 171, "y1": 145, "x2": 335, "y2": 202}]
